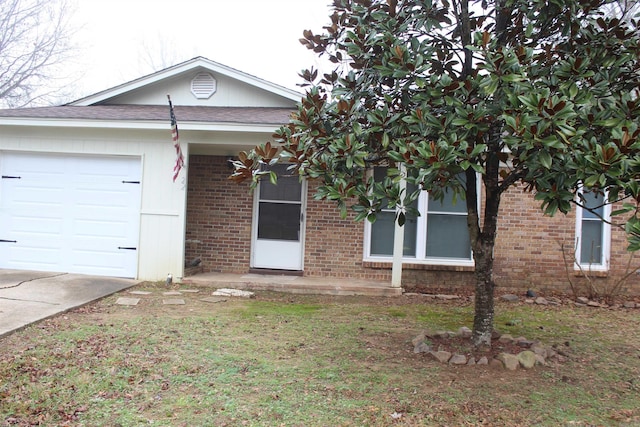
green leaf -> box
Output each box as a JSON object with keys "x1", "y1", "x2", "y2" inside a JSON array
[
  {"x1": 397, "y1": 211, "x2": 406, "y2": 226},
  {"x1": 539, "y1": 151, "x2": 552, "y2": 169},
  {"x1": 269, "y1": 171, "x2": 278, "y2": 185}
]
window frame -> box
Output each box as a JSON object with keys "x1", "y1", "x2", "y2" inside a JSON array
[
  {"x1": 574, "y1": 188, "x2": 611, "y2": 272},
  {"x1": 363, "y1": 168, "x2": 477, "y2": 267}
]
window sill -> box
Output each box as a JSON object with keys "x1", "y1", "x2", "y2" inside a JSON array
[
  {"x1": 573, "y1": 269, "x2": 609, "y2": 278},
  {"x1": 363, "y1": 260, "x2": 475, "y2": 272}
]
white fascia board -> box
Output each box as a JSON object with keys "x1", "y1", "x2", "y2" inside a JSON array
[
  {"x1": 0, "y1": 117, "x2": 280, "y2": 133},
  {"x1": 70, "y1": 57, "x2": 302, "y2": 106}
]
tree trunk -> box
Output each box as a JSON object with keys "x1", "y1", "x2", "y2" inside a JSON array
[
  {"x1": 470, "y1": 120, "x2": 503, "y2": 348},
  {"x1": 471, "y1": 237, "x2": 496, "y2": 347}
]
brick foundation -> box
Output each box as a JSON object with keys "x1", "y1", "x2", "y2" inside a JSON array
[{"x1": 186, "y1": 155, "x2": 640, "y2": 295}]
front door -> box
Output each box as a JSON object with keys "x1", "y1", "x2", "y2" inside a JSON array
[{"x1": 251, "y1": 164, "x2": 305, "y2": 270}]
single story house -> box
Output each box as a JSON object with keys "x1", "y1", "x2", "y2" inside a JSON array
[{"x1": 0, "y1": 57, "x2": 637, "y2": 295}]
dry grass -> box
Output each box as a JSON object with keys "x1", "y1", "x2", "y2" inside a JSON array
[{"x1": 1, "y1": 282, "x2": 639, "y2": 426}]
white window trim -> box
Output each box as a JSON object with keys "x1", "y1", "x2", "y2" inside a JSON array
[
  {"x1": 574, "y1": 189, "x2": 611, "y2": 272},
  {"x1": 363, "y1": 169, "x2": 477, "y2": 267}
]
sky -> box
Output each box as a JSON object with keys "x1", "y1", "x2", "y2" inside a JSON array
[{"x1": 68, "y1": 0, "x2": 333, "y2": 99}]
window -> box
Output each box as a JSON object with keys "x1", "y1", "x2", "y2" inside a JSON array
[
  {"x1": 365, "y1": 168, "x2": 473, "y2": 265},
  {"x1": 575, "y1": 189, "x2": 611, "y2": 270}
]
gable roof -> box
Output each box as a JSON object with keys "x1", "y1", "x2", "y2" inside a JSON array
[
  {"x1": 0, "y1": 57, "x2": 299, "y2": 131},
  {"x1": 69, "y1": 56, "x2": 302, "y2": 107}
]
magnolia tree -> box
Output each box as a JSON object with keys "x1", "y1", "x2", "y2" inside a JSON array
[{"x1": 232, "y1": 0, "x2": 640, "y2": 347}]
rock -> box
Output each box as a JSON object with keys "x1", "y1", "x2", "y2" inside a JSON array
[
  {"x1": 526, "y1": 289, "x2": 537, "y2": 298},
  {"x1": 414, "y1": 342, "x2": 432, "y2": 354},
  {"x1": 489, "y1": 358, "x2": 505, "y2": 369},
  {"x1": 433, "y1": 330, "x2": 451, "y2": 339},
  {"x1": 449, "y1": 354, "x2": 467, "y2": 365},
  {"x1": 535, "y1": 297, "x2": 549, "y2": 305},
  {"x1": 587, "y1": 300, "x2": 603, "y2": 308},
  {"x1": 476, "y1": 356, "x2": 489, "y2": 365},
  {"x1": 491, "y1": 330, "x2": 502, "y2": 340},
  {"x1": 534, "y1": 354, "x2": 546, "y2": 366},
  {"x1": 524, "y1": 298, "x2": 534, "y2": 304},
  {"x1": 530, "y1": 344, "x2": 548, "y2": 358},
  {"x1": 516, "y1": 338, "x2": 535, "y2": 348},
  {"x1": 577, "y1": 296, "x2": 590, "y2": 304},
  {"x1": 457, "y1": 326, "x2": 472, "y2": 338},
  {"x1": 435, "y1": 294, "x2": 461, "y2": 300},
  {"x1": 212, "y1": 288, "x2": 255, "y2": 298},
  {"x1": 623, "y1": 301, "x2": 637, "y2": 308},
  {"x1": 467, "y1": 357, "x2": 476, "y2": 366},
  {"x1": 412, "y1": 331, "x2": 427, "y2": 347},
  {"x1": 496, "y1": 353, "x2": 520, "y2": 370},
  {"x1": 501, "y1": 294, "x2": 519, "y2": 302},
  {"x1": 428, "y1": 350, "x2": 452, "y2": 363},
  {"x1": 498, "y1": 334, "x2": 514, "y2": 344},
  {"x1": 517, "y1": 351, "x2": 537, "y2": 369}
]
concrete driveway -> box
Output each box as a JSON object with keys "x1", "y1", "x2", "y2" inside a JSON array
[{"x1": 0, "y1": 269, "x2": 138, "y2": 338}]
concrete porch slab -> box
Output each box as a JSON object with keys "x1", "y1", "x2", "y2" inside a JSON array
[{"x1": 181, "y1": 272, "x2": 403, "y2": 297}]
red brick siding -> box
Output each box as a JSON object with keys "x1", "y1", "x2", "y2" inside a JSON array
[
  {"x1": 185, "y1": 155, "x2": 253, "y2": 273},
  {"x1": 186, "y1": 155, "x2": 640, "y2": 294}
]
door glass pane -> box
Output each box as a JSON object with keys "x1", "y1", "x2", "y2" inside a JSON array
[
  {"x1": 426, "y1": 214, "x2": 471, "y2": 258},
  {"x1": 370, "y1": 211, "x2": 417, "y2": 256},
  {"x1": 258, "y1": 202, "x2": 301, "y2": 241},
  {"x1": 580, "y1": 220, "x2": 603, "y2": 264},
  {"x1": 259, "y1": 164, "x2": 301, "y2": 201}
]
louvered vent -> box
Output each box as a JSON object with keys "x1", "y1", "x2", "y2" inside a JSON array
[{"x1": 190, "y1": 72, "x2": 217, "y2": 99}]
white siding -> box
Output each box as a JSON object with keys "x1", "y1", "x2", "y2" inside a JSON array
[
  {"x1": 0, "y1": 127, "x2": 187, "y2": 281},
  {"x1": 103, "y1": 72, "x2": 297, "y2": 108}
]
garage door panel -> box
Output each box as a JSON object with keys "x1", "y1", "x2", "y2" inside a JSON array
[{"x1": 0, "y1": 152, "x2": 141, "y2": 278}]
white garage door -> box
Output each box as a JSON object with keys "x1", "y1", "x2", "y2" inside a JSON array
[{"x1": 0, "y1": 152, "x2": 141, "y2": 278}]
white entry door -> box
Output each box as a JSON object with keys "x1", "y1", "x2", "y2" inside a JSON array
[
  {"x1": 0, "y1": 152, "x2": 141, "y2": 278},
  {"x1": 252, "y1": 164, "x2": 305, "y2": 270}
]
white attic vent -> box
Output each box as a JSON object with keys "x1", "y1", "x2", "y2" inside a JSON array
[{"x1": 190, "y1": 72, "x2": 217, "y2": 99}]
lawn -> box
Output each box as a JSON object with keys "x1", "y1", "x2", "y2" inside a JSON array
[{"x1": 1, "y1": 282, "x2": 639, "y2": 426}]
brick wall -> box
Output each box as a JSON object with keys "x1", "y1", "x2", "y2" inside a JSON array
[
  {"x1": 186, "y1": 155, "x2": 640, "y2": 295},
  {"x1": 185, "y1": 155, "x2": 253, "y2": 273}
]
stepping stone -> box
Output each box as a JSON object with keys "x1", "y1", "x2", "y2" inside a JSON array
[
  {"x1": 201, "y1": 297, "x2": 228, "y2": 304},
  {"x1": 129, "y1": 291, "x2": 152, "y2": 295},
  {"x1": 163, "y1": 291, "x2": 182, "y2": 296},
  {"x1": 212, "y1": 288, "x2": 255, "y2": 298},
  {"x1": 163, "y1": 299, "x2": 185, "y2": 305},
  {"x1": 116, "y1": 297, "x2": 140, "y2": 306},
  {"x1": 180, "y1": 289, "x2": 200, "y2": 293}
]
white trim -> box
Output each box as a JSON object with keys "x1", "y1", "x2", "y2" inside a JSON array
[
  {"x1": 0, "y1": 117, "x2": 282, "y2": 133},
  {"x1": 363, "y1": 170, "x2": 477, "y2": 267},
  {"x1": 250, "y1": 165, "x2": 307, "y2": 271},
  {"x1": 574, "y1": 189, "x2": 611, "y2": 272}
]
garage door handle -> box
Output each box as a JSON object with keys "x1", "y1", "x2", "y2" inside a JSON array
[
  {"x1": 118, "y1": 246, "x2": 137, "y2": 250},
  {"x1": 2, "y1": 175, "x2": 21, "y2": 179},
  {"x1": 0, "y1": 239, "x2": 17, "y2": 243}
]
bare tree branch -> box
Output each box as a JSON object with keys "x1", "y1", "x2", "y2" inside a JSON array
[{"x1": 0, "y1": 0, "x2": 78, "y2": 108}]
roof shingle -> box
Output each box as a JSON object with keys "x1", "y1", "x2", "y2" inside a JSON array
[{"x1": 0, "y1": 105, "x2": 294, "y2": 125}]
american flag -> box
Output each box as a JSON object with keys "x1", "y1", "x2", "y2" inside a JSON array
[{"x1": 167, "y1": 95, "x2": 185, "y2": 182}]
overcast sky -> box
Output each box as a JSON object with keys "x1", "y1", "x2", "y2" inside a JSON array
[{"x1": 69, "y1": 0, "x2": 333, "y2": 98}]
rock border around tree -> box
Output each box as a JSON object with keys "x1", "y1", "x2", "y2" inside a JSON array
[{"x1": 412, "y1": 327, "x2": 566, "y2": 370}]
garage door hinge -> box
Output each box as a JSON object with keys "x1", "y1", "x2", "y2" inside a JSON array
[
  {"x1": 2, "y1": 175, "x2": 21, "y2": 179},
  {"x1": 122, "y1": 180, "x2": 140, "y2": 184},
  {"x1": 118, "y1": 246, "x2": 137, "y2": 250},
  {"x1": 0, "y1": 239, "x2": 17, "y2": 243}
]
